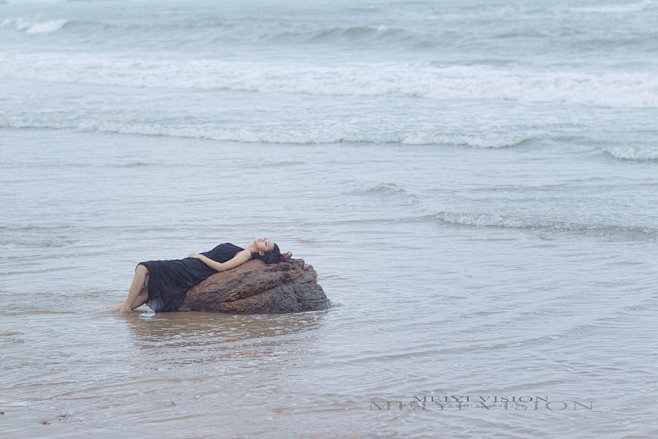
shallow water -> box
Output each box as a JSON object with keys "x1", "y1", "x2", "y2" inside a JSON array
[
  {"x1": 2, "y1": 128, "x2": 657, "y2": 437},
  {"x1": 2, "y1": 0, "x2": 658, "y2": 437}
]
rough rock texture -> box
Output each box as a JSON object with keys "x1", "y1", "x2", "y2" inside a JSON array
[{"x1": 179, "y1": 258, "x2": 330, "y2": 314}]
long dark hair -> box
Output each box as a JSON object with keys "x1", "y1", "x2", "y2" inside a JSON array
[{"x1": 254, "y1": 243, "x2": 285, "y2": 264}]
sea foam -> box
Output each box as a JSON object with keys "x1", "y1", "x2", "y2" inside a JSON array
[
  {"x1": 0, "y1": 118, "x2": 540, "y2": 148},
  {"x1": 604, "y1": 145, "x2": 658, "y2": 161},
  {"x1": 425, "y1": 211, "x2": 658, "y2": 238},
  {"x1": 1, "y1": 53, "x2": 657, "y2": 108},
  {"x1": 1, "y1": 18, "x2": 68, "y2": 34}
]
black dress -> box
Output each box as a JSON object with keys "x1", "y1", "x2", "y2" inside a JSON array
[{"x1": 139, "y1": 243, "x2": 244, "y2": 312}]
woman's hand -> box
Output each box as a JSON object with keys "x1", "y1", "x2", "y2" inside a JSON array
[
  {"x1": 283, "y1": 251, "x2": 293, "y2": 259},
  {"x1": 188, "y1": 253, "x2": 201, "y2": 259}
]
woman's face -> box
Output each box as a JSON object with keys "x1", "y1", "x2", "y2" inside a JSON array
[{"x1": 254, "y1": 237, "x2": 274, "y2": 253}]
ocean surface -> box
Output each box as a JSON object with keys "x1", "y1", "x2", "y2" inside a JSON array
[{"x1": 1, "y1": 0, "x2": 657, "y2": 437}]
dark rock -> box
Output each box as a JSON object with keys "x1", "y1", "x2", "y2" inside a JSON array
[{"x1": 179, "y1": 259, "x2": 329, "y2": 314}]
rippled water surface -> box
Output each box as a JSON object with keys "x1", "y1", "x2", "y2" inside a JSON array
[{"x1": 1, "y1": 0, "x2": 658, "y2": 437}]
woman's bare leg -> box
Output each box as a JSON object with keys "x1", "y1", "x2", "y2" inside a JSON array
[
  {"x1": 119, "y1": 265, "x2": 149, "y2": 312},
  {"x1": 105, "y1": 264, "x2": 149, "y2": 312},
  {"x1": 128, "y1": 287, "x2": 149, "y2": 310},
  {"x1": 106, "y1": 287, "x2": 148, "y2": 312},
  {"x1": 106, "y1": 303, "x2": 123, "y2": 312}
]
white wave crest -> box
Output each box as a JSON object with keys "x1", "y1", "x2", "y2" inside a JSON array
[
  {"x1": 1, "y1": 18, "x2": 68, "y2": 34},
  {"x1": 0, "y1": 118, "x2": 538, "y2": 148},
  {"x1": 402, "y1": 132, "x2": 531, "y2": 148},
  {"x1": 431, "y1": 211, "x2": 544, "y2": 229},
  {"x1": 427, "y1": 211, "x2": 657, "y2": 237},
  {"x1": 604, "y1": 145, "x2": 658, "y2": 161},
  {"x1": 1, "y1": 53, "x2": 658, "y2": 108}
]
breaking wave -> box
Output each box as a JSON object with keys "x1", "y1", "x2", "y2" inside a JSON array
[
  {"x1": 2, "y1": 53, "x2": 658, "y2": 107},
  {"x1": 425, "y1": 211, "x2": 658, "y2": 238},
  {"x1": 1, "y1": 18, "x2": 68, "y2": 34},
  {"x1": 603, "y1": 145, "x2": 658, "y2": 161},
  {"x1": 0, "y1": 119, "x2": 536, "y2": 148}
]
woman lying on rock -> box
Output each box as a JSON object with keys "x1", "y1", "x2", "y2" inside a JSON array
[{"x1": 107, "y1": 238, "x2": 292, "y2": 313}]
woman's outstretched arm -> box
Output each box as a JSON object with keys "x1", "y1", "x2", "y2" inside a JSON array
[{"x1": 188, "y1": 249, "x2": 252, "y2": 272}]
